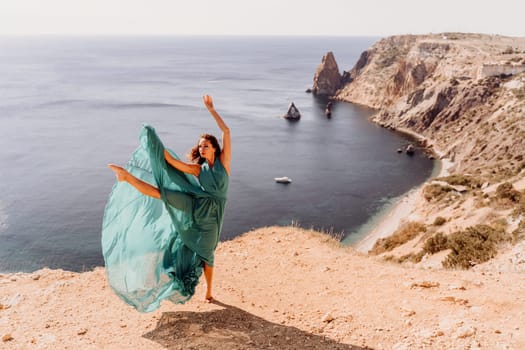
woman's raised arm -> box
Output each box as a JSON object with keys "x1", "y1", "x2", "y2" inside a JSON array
[
  {"x1": 164, "y1": 150, "x2": 201, "y2": 176},
  {"x1": 203, "y1": 95, "x2": 231, "y2": 175}
]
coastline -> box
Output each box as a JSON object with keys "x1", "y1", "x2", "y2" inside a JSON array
[{"x1": 352, "y1": 125, "x2": 452, "y2": 252}]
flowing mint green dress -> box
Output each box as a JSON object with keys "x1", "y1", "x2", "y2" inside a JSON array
[{"x1": 101, "y1": 124, "x2": 229, "y2": 312}]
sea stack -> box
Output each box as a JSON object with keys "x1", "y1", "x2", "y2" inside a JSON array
[
  {"x1": 283, "y1": 102, "x2": 301, "y2": 120},
  {"x1": 312, "y1": 51, "x2": 342, "y2": 96}
]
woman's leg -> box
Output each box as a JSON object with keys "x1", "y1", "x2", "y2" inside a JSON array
[
  {"x1": 108, "y1": 164, "x2": 161, "y2": 199},
  {"x1": 203, "y1": 262, "x2": 214, "y2": 302}
]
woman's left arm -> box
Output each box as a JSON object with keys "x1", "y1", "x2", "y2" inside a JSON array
[{"x1": 203, "y1": 95, "x2": 231, "y2": 175}]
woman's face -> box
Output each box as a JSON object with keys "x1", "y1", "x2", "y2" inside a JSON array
[{"x1": 198, "y1": 138, "x2": 216, "y2": 159}]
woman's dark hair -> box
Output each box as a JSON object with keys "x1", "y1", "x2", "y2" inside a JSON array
[{"x1": 188, "y1": 133, "x2": 221, "y2": 164}]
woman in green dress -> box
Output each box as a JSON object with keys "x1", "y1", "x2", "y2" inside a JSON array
[{"x1": 103, "y1": 95, "x2": 230, "y2": 312}]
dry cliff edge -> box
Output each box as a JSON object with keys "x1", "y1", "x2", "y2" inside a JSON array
[
  {"x1": 334, "y1": 33, "x2": 525, "y2": 270},
  {"x1": 1, "y1": 226, "x2": 524, "y2": 349}
]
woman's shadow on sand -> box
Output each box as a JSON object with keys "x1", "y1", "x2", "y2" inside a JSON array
[{"x1": 143, "y1": 300, "x2": 371, "y2": 349}]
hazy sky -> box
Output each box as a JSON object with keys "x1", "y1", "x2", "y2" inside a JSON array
[{"x1": 1, "y1": 0, "x2": 523, "y2": 37}]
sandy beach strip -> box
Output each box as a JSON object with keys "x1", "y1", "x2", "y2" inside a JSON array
[{"x1": 353, "y1": 127, "x2": 452, "y2": 253}]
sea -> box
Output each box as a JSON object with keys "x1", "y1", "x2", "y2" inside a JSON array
[{"x1": 0, "y1": 36, "x2": 436, "y2": 273}]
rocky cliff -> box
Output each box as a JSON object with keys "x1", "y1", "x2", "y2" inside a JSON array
[
  {"x1": 336, "y1": 33, "x2": 525, "y2": 179},
  {"x1": 334, "y1": 33, "x2": 525, "y2": 268},
  {"x1": 312, "y1": 51, "x2": 342, "y2": 96}
]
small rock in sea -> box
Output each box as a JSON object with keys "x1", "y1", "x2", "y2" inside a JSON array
[
  {"x1": 2, "y1": 334, "x2": 13, "y2": 342},
  {"x1": 283, "y1": 102, "x2": 301, "y2": 120}
]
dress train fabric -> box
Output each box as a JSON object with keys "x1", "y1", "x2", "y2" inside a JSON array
[{"x1": 101, "y1": 124, "x2": 228, "y2": 312}]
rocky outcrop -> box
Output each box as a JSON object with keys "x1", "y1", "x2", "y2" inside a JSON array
[
  {"x1": 479, "y1": 63, "x2": 525, "y2": 79},
  {"x1": 311, "y1": 52, "x2": 342, "y2": 96},
  {"x1": 283, "y1": 102, "x2": 301, "y2": 120},
  {"x1": 333, "y1": 33, "x2": 525, "y2": 267},
  {"x1": 336, "y1": 33, "x2": 525, "y2": 179}
]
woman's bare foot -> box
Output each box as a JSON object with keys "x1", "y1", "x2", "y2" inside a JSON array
[
  {"x1": 204, "y1": 295, "x2": 214, "y2": 303},
  {"x1": 108, "y1": 164, "x2": 128, "y2": 182}
]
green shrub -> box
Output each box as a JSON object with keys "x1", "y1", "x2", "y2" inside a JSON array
[
  {"x1": 443, "y1": 225, "x2": 508, "y2": 269},
  {"x1": 371, "y1": 222, "x2": 427, "y2": 254},
  {"x1": 423, "y1": 232, "x2": 449, "y2": 254}
]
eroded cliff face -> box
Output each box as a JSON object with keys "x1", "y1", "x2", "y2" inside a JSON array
[
  {"x1": 336, "y1": 33, "x2": 525, "y2": 181},
  {"x1": 335, "y1": 33, "x2": 525, "y2": 267}
]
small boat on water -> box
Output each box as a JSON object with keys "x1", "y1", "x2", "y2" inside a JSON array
[{"x1": 274, "y1": 176, "x2": 292, "y2": 184}]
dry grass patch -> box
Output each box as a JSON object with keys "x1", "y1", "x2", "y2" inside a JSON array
[
  {"x1": 396, "y1": 251, "x2": 426, "y2": 264},
  {"x1": 490, "y1": 182, "x2": 523, "y2": 210},
  {"x1": 496, "y1": 182, "x2": 521, "y2": 202},
  {"x1": 512, "y1": 219, "x2": 525, "y2": 242},
  {"x1": 443, "y1": 224, "x2": 510, "y2": 269},
  {"x1": 436, "y1": 174, "x2": 481, "y2": 188},
  {"x1": 511, "y1": 190, "x2": 525, "y2": 218},
  {"x1": 283, "y1": 223, "x2": 346, "y2": 248},
  {"x1": 423, "y1": 232, "x2": 449, "y2": 254},
  {"x1": 370, "y1": 221, "x2": 427, "y2": 254},
  {"x1": 423, "y1": 183, "x2": 454, "y2": 202}
]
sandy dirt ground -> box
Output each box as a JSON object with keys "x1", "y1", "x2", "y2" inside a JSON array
[{"x1": 1, "y1": 226, "x2": 524, "y2": 350}]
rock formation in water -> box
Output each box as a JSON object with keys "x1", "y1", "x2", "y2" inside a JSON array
[
  {"x1": 283, "y1": 102, "x2": 301, "y2": 120},
  {"x1": 312, "y1": 51, "x2": 342, "y2": 96}
]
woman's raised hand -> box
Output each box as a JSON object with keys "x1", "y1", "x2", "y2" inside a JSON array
[{"x1": 203, "y1": 95, "x2": 214, "y2": 111}]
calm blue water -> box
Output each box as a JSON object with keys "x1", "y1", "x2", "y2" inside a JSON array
[{"x1": 0, "y1": 36, "x2": 435, "y2": 272}]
